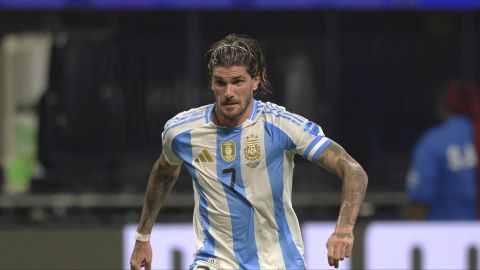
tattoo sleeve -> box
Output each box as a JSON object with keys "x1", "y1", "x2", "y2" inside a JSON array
[
  {"x1": 315, "y1": 141, "x2": 368, "y2": 231},
  {"x1": 137, "y1": 153, "x2": 181, "y2": 235}
]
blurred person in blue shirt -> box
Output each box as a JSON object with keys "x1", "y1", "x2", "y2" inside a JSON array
[{"x1": 406, "y1": 80, "x2": 479, "y2": 220}]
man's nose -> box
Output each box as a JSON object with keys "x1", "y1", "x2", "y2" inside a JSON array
[{"x1": 225, "y1": 83, "x2": 235, "y2": 97}]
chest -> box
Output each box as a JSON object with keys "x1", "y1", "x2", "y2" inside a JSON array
[
  {"x1": 183, "y1": 123, "x2": 283, "y2": 167},
  {"x1": 181, "y1": 124, "x2": 286, "y2": 197}
]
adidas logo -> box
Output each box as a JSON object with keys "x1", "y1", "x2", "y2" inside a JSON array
[{"x1": 195, "y1": 149, "x2": 214, "y2": 162}]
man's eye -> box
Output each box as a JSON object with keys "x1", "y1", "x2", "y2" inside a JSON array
[
  {"x1": 233, "y1": 80, "x2": 244, "y2": 85},
  {"x1": 215, "y1": 80, "x2": 226, "y2": 86}
]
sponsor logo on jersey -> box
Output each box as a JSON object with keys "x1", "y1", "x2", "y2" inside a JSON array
[
  {"x1": 194, "y1": 149, "x2": 214, "y2": 163},
  {"x1": 221, "y1": 141, "x2": 236, "y2": 162}
]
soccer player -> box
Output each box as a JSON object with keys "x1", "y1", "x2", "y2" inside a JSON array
[
  {"x1": 406, "y1": 80, "x2": 479, "y2": 220},
  {"x1": 130, "y1": 33, "x2": 368, "y2": 270}
]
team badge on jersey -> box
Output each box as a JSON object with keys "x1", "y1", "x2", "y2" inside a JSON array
[
  {"x1": 244, "y1": 135, "x2": 261, "y2": 168},
  {"x1": 221, "y1": 141, "x2": 236, "y2": 162},
  {"x1": 244, "y1": 135, "x2": 260, "y2": 160}
]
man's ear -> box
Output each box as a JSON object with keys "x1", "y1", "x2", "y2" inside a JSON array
[{"x1": 253, "y1": 75, "x2": 260, "y2": 91}]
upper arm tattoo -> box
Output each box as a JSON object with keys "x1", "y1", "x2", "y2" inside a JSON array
[
  {"x1": 315, "y1": 141, "x2": 347, "y2": 176},
  {"x1": 137, "y1": 154, "x2": 182, "y2": 234},
  {"x1": 315, "y1": 141, "x2": 368, "y2": 228}
]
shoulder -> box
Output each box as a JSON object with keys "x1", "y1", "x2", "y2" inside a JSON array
[
  {"x1": 414, "y1": 120, "x2": 454, "y2": 154},
  {"x1": 257, "y1": 101, "x2": 307, "y2": 127},
  {"x1": 163, "y1": 104, "x2": 213, "y2": 140},
  {"x1": 257, "y1": 101, "x2": 325, "y2": 136},
  {"x1": 164, "y1": 104, "x2": 212, "y2": 130},
  {"x1": 445, "y1": 115, "x2": 473, "y2": 131},
  {"x1": 421, "y1": 116, "x2": 472, "y2": 144},
  {"x1": 415, "y1": 126, "x2": 442, "y2": 149}
]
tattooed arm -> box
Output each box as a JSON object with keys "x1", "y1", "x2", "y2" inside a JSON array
[
  {"x1": 130, "y1": 153, "x2": 182, "y2": 270},
  {"x1": 315, "y1": 141, "x2": 368, "y2": 269}
]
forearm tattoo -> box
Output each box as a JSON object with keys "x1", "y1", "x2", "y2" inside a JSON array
[
  {"x1": 137, "y1": 157, "x2": 180, "y2": 234},
  {"x1": 315, "y1": 142, "x2": 368, "y2": 229}
]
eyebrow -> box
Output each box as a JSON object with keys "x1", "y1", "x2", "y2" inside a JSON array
[{"x1": 213, "y1": 75, "x2": 245, "y2": 80}]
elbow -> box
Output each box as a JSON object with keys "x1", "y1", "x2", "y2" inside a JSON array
[
  {"x1": 344, "y1": 162, "x2": 368, "y2": 188},
  {"x1": 361, "y1": 169, "x2": 369, "y2": 188},
  {"x1": 356, "y1": 164, "x2": 368, "y2": 185},
  {"x1": 360, "y1": 167, "x2": 368, "y2": 183},
  {"x1": 340, "y1": 164, "x2": 368, "y2": 206}
]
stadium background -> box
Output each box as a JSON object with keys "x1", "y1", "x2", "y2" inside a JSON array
[{"x1": 0, "y1": 1, "x2": 479, "y2": 269}]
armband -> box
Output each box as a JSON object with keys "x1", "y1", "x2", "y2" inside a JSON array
[{"x1": 135, "y1": 232, "x2": 151, "y2": 242}]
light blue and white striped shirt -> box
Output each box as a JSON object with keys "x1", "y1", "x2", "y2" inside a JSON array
[{"x1": 162, "y1": 100, "x2": 332, "y2": 270}]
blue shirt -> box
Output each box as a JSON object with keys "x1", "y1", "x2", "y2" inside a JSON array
[
  {"x1": 406, "y1": 115, "x2": 478, "y2": 220},
  {"x1": 162, "y1": 100, "x2": 332, "y2": 270}
]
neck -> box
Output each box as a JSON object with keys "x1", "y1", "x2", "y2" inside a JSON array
[
  {"x1": 213, "y1": 108, "x2": 243, "y2": 128},
  {"x1": 213, "y1": 99, "x2": 254, "y2": 128}
]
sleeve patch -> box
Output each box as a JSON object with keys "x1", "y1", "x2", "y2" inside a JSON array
[{"x1": 303, "y1": 121, "x2": 320, "y2": 136}]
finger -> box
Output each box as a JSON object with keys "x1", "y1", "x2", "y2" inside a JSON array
[
  {"x1": 145, "y1": 261, "x2": 152, "y2": 270},
  {"x1": 327, "y1": 243, "x2": 334, "y2": 266},
  {"x1": 333, "y1": 243, "x2": 341, "y2": 262},
  {"x1": 130, "y1": 262, "x2": 140, "y2": 270},
  {"x1": 130, "y1": 259, "x2": 140, "y2": 270},
  {"x1": 328, "y1": 256, "x2": 334, "y2": 267},
  {"x1": 334, "y1": 259, "x2": 339, "y2": 268},
  {"x1": 346, "y1": 244, "x2": 353, "y2": 258},
  {"x1": 339, "y1": 244, "x2": 347, "y2": 261}
]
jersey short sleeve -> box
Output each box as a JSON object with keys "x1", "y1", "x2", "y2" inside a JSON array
[
  {"x1": 293, "y1": 120, "x2": 332, "y2": 161},
  {"x1": 161, "y1": 128, "x2": 183, "y2": 166},
  {"x1": 160, "y1": 105, "x2": 211, "y2": 166}
]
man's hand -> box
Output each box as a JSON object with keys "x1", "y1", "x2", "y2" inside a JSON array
[
  {"x1": 326, "y1": 231, "x2": 353, "y2": 268},
  {"x1": 130, "y1": 241, "x2": 153, "y2": 270}
]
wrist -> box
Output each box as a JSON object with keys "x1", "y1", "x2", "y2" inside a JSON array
[
  {"x1": 335, "y1": 225, "x2": 354, "y2": 233},
  {"x1": 135, "y1": 232, "x2": 151, "y2": 242}
]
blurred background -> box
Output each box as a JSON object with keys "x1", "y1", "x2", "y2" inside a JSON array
[{"x1": 0, "y1": 0, "x2": 479, "y2": 269}]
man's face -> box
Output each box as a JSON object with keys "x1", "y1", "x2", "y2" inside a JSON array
[{"x1": 211, "y1": 65, "x2": 260, "y2": 126}]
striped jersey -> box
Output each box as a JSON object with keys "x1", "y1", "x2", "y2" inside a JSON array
[{"x1": 162, "y1": 99, "x2": 332, "y2": 270}]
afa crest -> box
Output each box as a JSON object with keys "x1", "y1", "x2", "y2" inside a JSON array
[
  {"x1": 244, "y1": 135, "x2": 261, "y2": 160},
  {"x1": 244, "y1": 135, "x2": 261, "y2": 168},
  {"x1": 221, "y1": 141, "x2": 236, "y2": 162}
]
